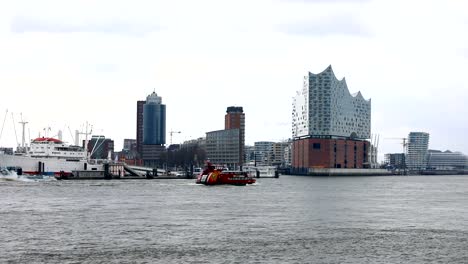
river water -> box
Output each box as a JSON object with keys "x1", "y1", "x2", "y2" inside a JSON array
[{"x1": 1, "y1": 175, "x2": 467, "y2": 263}]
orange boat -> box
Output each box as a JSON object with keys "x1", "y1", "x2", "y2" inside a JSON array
[{"x1": 196, "y1": 162, "x2": 256, "y2": 185}]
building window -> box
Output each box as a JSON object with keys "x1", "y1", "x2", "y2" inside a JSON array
[{"x1": 313, "y1": 143, "x2": 321, "y2": 149}]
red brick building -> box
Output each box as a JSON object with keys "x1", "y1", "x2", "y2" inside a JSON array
[
  {"x1": 224, "y1": 106, "x2": 245, "y2": 167},
  {"x1": 292, "y1": 138, "x2": 369, "y2": 169}
]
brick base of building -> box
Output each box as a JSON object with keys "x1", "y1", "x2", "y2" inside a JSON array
[{"x1": 292, "y1": 137, "x2": 369, "y2": 169}]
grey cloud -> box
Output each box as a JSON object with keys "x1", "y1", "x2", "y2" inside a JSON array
[
  {"x1": 10, "y1": 16, "x2": 162, "y2": 36},
  {"x1": 277, "y1": 15, "x2": 371, "y2": 37}
]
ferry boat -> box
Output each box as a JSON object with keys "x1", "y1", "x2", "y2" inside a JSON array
[
  {"x1": 196, "y1": 162, "x2": 256, "y2": 185},
  {"x1": 0, "y1": 137, "x2": 103, "y2": 177}
]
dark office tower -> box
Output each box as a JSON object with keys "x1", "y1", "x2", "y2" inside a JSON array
[
  {"x1": 143, "y1": 92, "x2": 166, "y2": 145},
  {"x1": 225, "y1": 106, "x2": 245, "y2": 167},
  {"x1": 136, "y1": 100, "x2": 145, "y2": 158},
  {"x1": 141, "y1": 92, "x2": 166, "y2": 167}
]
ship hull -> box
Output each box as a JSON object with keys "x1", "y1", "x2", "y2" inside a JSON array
[
  {"x1": 0, "y1": 154, "x2": 102, "y2": 176},
  {"x1": 196, "y1": 170, "x2": 256, "y2": 185}
]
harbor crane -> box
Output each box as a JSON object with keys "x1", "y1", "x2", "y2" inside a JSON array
[{"x1": 169, "y1": 130, "x2": 181, "y2": 145}]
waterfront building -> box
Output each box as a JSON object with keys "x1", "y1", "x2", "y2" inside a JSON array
[
  {"x1": 205, "y1": 106, "x2": 245, "y2": 169},
  {"x1": 291, "y1": 66, "x2": 371, "y2": 171},
  {"x1": 244, "y1": 145, "x2": 255, "y2": 163},
  {"x1": 87, "y1": 135, "x2": 114, "y2": 160},
  {"x1": 271, "y1": 142, "x2": 290, "y2": 167},
  {"x1": 205, "y1": 129, "x2": 241, "y2": 169},
  {"x1": 136, "y1": 100, "x2": 145, "y2": 158},
  {"x1": 283, "y1": 140, "x2": 293, "y2": 168},
  {"x1": 225, "y1": 106, "x2": 245, "y2": 167},
  {"x1": 141, "y1": 92, "x2": 166, "y2": 167},
  {"x1": 119, "y1": 139, "x2": 138, "y2": 161},
  {"x1": 384, "y1": 153, "x2": 406, "y2": 170},
  {"x1": 426, "y1": 150, "x2": 467, "y2": 171},
  {"x1": 254, "y1": 141, "x2": 274, "y2": 165},
  {"x1": 406, "y1": 132, "x2": 429, "y2": 171},
  {"x1": 123, "y1": 139, "x2": 137, "y2": 152}
]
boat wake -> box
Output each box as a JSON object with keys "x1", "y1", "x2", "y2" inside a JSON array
[{"x1": 0, "y1": 169, "x2": 56, "y2": 182}]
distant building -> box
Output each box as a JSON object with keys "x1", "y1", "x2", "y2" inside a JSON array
[
  {"x1": 254, "y1": 141, "x2": 274, "y2": 165},
  {"x1": 205, "y1": 129, "x2": 241, "y2": 169},
  {"x1": 426, "y1": 150, "x2": 467, "y2": 171},
  {"x1": 271, "y1": 142, "x2": 290, "y2": 167},
  {"x1": 180, "y1": 137, "x2": 206, "y2": 167},
  {"x1": 0, "y1": 147, "x2": 13, "y2": 155},
  {"x1": 225, "y1": 106, "x2": 245, "y2": 167},
  {"x1": 119, "y1": 139, "x2": 138, "y2": 161},
  {"x1": 141, "y1": 91, "x2": 166, "y2": 167},
  {"x1": 136, "y1": 100, "x2": 145, "y2": 158},
  {"x1": 283, "y1": 141, "x2": 292, "y2": 167},
  {"x1": 384, "y1": 153, "x2": 406, "y2": 170},
  {"x1": 406, "y1": 132, "x2": 429, "y2": 171},
  {"x1": 87, "y1": 135, "x2": 114, "y2": 160},
  {"x1": 205, "y1": 106, "x2": 245, "y2": 169},
  {"x1": 291, "y1": 66, "x2": 371, "y2": 171},
  {"x1": 123, "y1": 139, "x2": 137, "y2": 151},
  {"x1": 244, "y1": 145, "x2": 255, "y2": 163}
]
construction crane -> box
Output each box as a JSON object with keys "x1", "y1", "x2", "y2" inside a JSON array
[{"x1": 169, "y1": 130, "x2": 181, "y2": 145}]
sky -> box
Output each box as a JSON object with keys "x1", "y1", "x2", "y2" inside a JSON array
[{"x1": 0, "y1": 0, "x2": 467, "y2": 161}]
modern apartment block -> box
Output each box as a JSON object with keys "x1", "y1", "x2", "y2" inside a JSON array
[
  {"x1": 291, "y1": 66, "x2": 371, "y2": 171},
  {"x1": 406, "y1": 132, "x2": 429, "y2": 171},
  {"x1": 205, "y1": 106, "x2": 245, "y2": 169}
]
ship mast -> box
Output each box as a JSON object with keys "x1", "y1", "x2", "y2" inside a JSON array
[
  {"x1": 19, "y1": 113, "x2": 28, "y2": 150},
  {"x1": 79, "y1": 122, "x2": 92, "y2": 160}
]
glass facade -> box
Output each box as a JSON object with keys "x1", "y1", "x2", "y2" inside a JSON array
[{"x1": 143, "y1": 92, "x2": 166, "y2": 145}]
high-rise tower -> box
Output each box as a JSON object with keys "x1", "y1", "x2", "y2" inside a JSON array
[
  {"x1": 139, "y1": 91, "x2": 166, "y2": 167},
  {"x1": 225, "y1": 106, "x2": 245, "y2": 166},
  {"x1": 136, "y1": 100, "x2": 145, "y2": 158},
  {"x1": 406, "y1": 132, "x2": 429, "y2": 171},
  {"x1": 143, "y1": 92, "x2": 166, "y2": 145}
]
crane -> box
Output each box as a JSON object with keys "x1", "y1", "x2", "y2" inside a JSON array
[{"x1": 169, "y1": 130, "x2": 181, "y2": 145}]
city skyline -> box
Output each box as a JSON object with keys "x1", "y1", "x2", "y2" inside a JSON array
[{"x1": 1, "y1": 0, "x2": 467, "y2": 159}]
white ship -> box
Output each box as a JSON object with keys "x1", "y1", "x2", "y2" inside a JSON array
[
  {"x1": 0, "y1": 137, "x2": 102, "y2": 176},
  {"x1": 243, "y1": 165, "x2": 278, "y2": 178}
]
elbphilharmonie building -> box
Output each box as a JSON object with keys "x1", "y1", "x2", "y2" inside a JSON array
[{"x1": 292, "y1": 66, "x2": 371, "y2": 171}]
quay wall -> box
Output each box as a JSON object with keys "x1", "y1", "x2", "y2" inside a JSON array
[{"x1": 291, "y1": 168, "x2": 393, "y2": 176}]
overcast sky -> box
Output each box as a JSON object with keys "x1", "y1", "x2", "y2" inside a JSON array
[{"x1": 0, "y1": 0, "x2": 467, "y2": 160}]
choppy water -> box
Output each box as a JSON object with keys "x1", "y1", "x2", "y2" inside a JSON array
[{"x1": 1, "y1": 175, "x2": 468, "y2": 263}]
